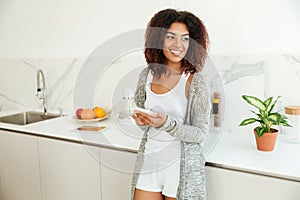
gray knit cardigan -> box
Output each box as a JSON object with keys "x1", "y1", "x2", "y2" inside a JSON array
[{"x1": 130, "y1": 67, "x2": 211, "y2": 200}]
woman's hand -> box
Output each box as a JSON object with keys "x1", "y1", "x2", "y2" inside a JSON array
[{"x1": 131, "y1": 110, "x2": 167, "y2": 128}]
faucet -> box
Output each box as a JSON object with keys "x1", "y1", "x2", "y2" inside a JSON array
[{"x1": 36, "y1": 69, "x2": 47, "y2": 114}]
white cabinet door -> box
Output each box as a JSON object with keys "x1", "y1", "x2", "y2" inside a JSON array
[
  {"x1": 0, "y1": 173, "x2": 2, "y2": 200},
  {"x1": 0, "y1": 130, "x2": 41, "y2": 200},
  {"x1": 38, "y1": 138, "x2": 101, "y2": 200},
  {"x1": 100, "y1": 148, "x2": 137, "y2": 200},
  {"x1": 206, "y1": 166, "x2": 300, "y2": 200}
]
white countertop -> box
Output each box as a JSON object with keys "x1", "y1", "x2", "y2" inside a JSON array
[
  {"x1": 206, "y1": 131, "x2": 300, "y2": 182},
  {"x1": 0, "y1": 109, "x2": 143, "y2": 153},
  {"x1": 0, "y1": 109, "x2": 300, "y2": 182}
]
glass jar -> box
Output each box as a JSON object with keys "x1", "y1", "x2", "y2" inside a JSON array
[
  {"x1": 284, "y1": 106, "x2": 300, "y2": 143},
  {"x1": 118, "y1": 88, "x2": 134, "y2": 120}
]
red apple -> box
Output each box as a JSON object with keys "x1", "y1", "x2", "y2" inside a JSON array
[{"x1": 76, "y1": 108, "x2": 83, "y2": 119}]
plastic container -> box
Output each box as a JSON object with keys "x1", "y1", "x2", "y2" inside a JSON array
[{"x1": 284, "y1": 106, "x2": 300, "y2": 143}]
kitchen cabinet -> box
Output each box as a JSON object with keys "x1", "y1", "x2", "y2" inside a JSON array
[
  {"x1": 2, "y1": 124, "x2": 299, "y2": 200},
  {"x1": 0, "y1": 174, "x2": 2, "y2": 200},
  {"x1": 205, "y1": 165, "x2": 300, "y2": 200},
  {"x1": 0, "y1": 129, "x2": 137, "y2": 200},
  {"x1": 0, "y1": 130, "x2": 41, "y2": 200},
  {"x1": 38, "y1": 138, "x2": 101, "y2": 200},
  {"x1": 100, "y1": 148, "x2": 136, "y2": 200}
]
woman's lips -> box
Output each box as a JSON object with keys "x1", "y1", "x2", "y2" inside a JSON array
[{"x1": 170, "y1": 49, "x2": 183, "y2": 56}]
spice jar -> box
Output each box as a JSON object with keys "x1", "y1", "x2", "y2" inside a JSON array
[{"x1": 284, "y1": 106, "x2": 300, "y2": 143}]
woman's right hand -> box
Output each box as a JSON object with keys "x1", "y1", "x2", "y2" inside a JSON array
[{"x1": 131, "y1": 110, "x2": 167, "y2": 128}]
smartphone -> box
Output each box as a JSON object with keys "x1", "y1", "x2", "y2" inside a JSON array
[
  {"x1": 134, "y1": 107, "x2": 155, "y2": 117},
  {"x1": 77, "y1": 126, "x2": 107, "y2": 132}
]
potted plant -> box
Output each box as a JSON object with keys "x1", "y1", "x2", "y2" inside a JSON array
[{"x1": 239, "y1": 95, "x2": 291, "y2": 151}]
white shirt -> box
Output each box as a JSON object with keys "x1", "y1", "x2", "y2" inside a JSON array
[{"x1": 142, "y1": 71, "x2": 190, "y2": 170}]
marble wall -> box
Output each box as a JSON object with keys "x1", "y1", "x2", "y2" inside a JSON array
[
  {"x1": 0, "y1": 55, "x2": 300, "y2": 134},
  {"x1": 0, "y1": 58, "x2": 85, "y2": 114},
  {"x1": 213, "y1": 55, "x2": 300, "y2": 133}
]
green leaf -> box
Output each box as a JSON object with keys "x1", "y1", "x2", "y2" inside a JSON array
[
  {"x1": 278, "y1": 116, "x2": 292, "y2": 127},
  {"x1": 250, "y1": 110, "x2": 263, "y2": 119},
  {"x1": 255, "y1": 126, "x2": 261, "y2": 133},
  {"x1": 280, "y1": 122, "x2": 292, "y2": 127},
  {"x1": 264, "y1": 97, "x2": 273, "y2": 109},
  {"x1": 259, "y1": 115, "x2": 269, "y2": 125},
  {"x1": 279, "y1": 118, "x2": 288, "y2": 124},
  {"x1": 242, "y1": 95, "x2": 266, "y2": 111},
  {"x1": 239, "y1": 118, "x2": 257, "y2": 126},
  {"x1": 256, "y1": 113, "x2": 263, "y2": 120},
  {"x1": 259, "y1": 109, "x2": 265, "y2": 116},
  {"x1": 255, "y1": 126, "x2": 266, "y2": 137},
  {"x1": 268, "y1": 96, "x2": 281, "y2": 114},
  {"x1": 278, "y1": 114, "x2": 288, "y2": 123},
  {"x1": 268, "y1": 113, "x2": 281, "y2": 124}
]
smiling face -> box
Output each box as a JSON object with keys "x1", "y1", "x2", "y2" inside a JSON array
[{"x1": 163, "y1": 22, "x2": 189, "y2": 68}]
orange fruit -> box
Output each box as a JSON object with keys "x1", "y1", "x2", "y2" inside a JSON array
[{"x1": 93, "y1": 107, "x2": 106, "y2": 118}]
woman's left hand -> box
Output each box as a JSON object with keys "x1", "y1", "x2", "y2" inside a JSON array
[{"x1": 131, "y1": 110, "x2": 167, "y2": 128}]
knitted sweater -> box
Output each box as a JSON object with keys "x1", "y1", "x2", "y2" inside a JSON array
[{"x1": 130, "y1": 67, "x2": 211, "y2": 200}]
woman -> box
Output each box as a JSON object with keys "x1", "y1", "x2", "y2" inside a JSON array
[{"x1": 131, "y1": 8, "x2": 211, "y2": 200}]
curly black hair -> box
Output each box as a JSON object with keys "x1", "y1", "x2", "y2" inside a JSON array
[{"x1": 144, "y1": 9, "x2": 209, "y2": 78}]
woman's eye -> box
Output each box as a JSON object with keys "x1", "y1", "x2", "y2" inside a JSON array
[
  {"x1": 182, "y1": 37, "x2": 189, "y2": 42},
  {"x1": 166, "y1": 35, "x2": 175, "y2": 40}
]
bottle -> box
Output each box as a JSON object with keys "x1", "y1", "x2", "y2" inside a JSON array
[
  {"x1": 211, "y1": 76, "x2": 222, "y2": 128},
  {"x1": 213, "y1": 92, "x2": 221, "y2": 127}
]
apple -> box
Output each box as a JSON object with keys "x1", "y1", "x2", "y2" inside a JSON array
[
  {"x1": 76, "y1": 108, "x2": 83, "y2": 119},
  {"x1": 81, "y1": 108, "x2": 95, "y2": 120}
]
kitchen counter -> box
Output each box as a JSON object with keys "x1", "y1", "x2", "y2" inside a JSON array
[
  {"x1": 0, "y1": 109, "x2": 143, "y2": 153},
  {"x1": 0, "y1": 109, "x2": 300, "y2": 182},
  {"x1": 206, "y1": 131, "x2": 300, "y2": 182}
]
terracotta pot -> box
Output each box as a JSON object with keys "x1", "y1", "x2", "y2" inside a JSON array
[{"x1": 254, "y1": 129, "x2": 278, "y2": 151}]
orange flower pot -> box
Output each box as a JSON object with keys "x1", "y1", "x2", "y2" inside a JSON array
[{"x1": 254, "y1": 129, "x2": 278, "y2": 151}]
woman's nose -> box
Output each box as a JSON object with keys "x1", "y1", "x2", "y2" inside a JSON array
[{"x1": 174, "y1": 37, "x2": 183, "y2": 47}]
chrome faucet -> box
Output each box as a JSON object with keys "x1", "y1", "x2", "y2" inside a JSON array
[{"x1": 36, "y1": 69, "x2": 47, "y2": 114}]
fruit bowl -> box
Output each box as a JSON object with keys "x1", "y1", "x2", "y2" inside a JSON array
[
  {"x1": 74, "y1": 107, "x2": 108, "y2": 122},
  {"x1": 72, "y1": 115, "x2": 108, "y2": 123}
]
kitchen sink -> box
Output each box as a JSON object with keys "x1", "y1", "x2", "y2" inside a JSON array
[{"x1": 0, "y1": 111, "x2": 61, "y2": 125}]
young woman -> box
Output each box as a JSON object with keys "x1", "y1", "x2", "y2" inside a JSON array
[{"x1": 131, "y1": 9, "x2": 211, "y2": 200}]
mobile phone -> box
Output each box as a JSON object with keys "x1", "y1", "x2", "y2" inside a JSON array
[
  {"x1": 134, "y1": 107, "x2": 155, "y2": 117},
  {"x1": 77, "y1": 126, "x2": 107, "y2": 132}
]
